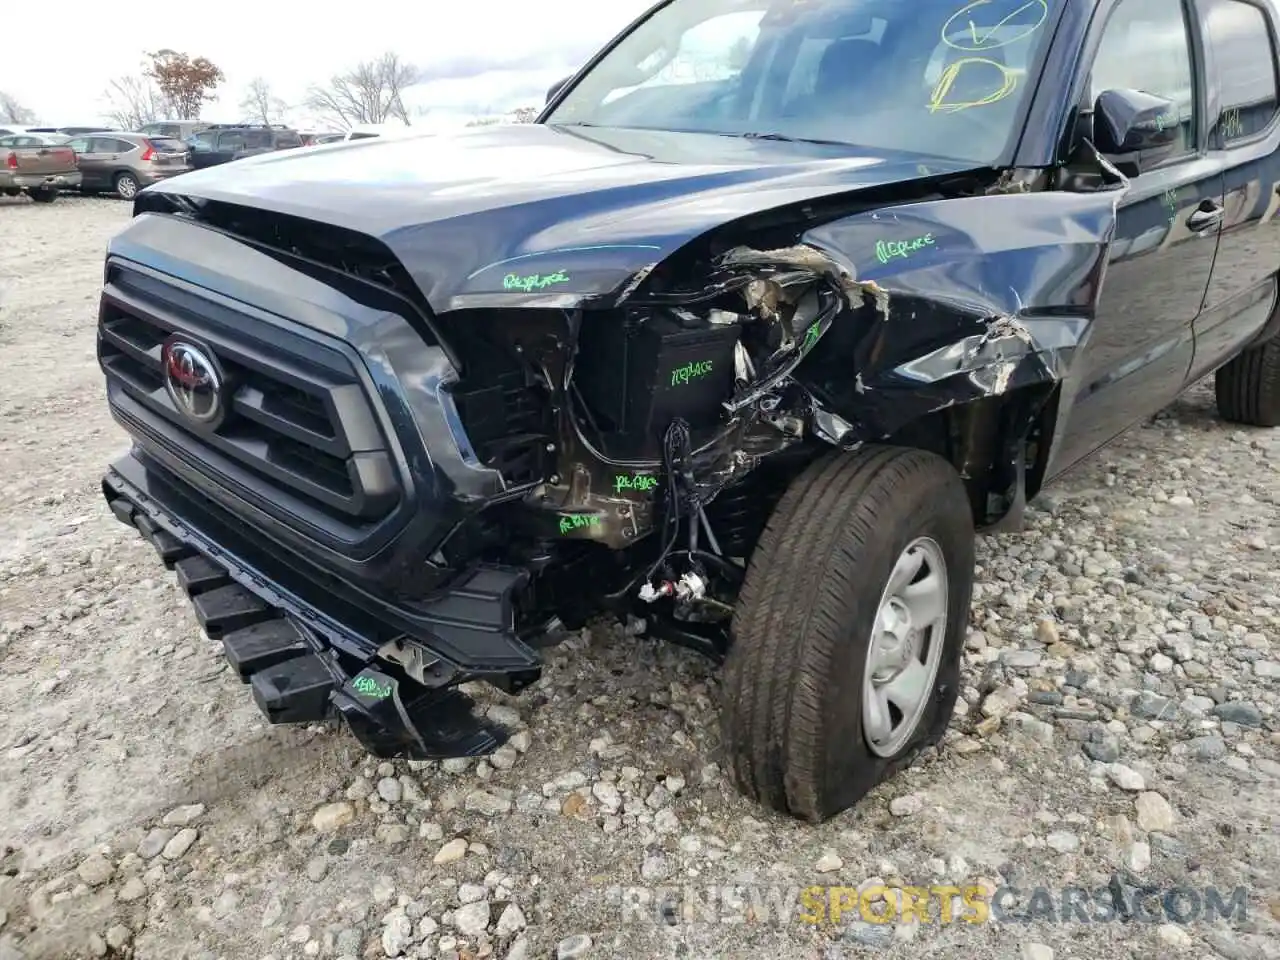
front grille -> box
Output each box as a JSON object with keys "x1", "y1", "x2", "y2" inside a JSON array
[{"x1": 99, "y1": 262, "x2": 400, "y2": 534}]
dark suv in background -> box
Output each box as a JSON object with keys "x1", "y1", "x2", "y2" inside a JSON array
[{"x1": 186, "y1": 123, "x2": 303, "y2": 169}]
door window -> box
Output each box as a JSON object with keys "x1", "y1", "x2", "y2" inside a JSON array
[
  {"x1": 67, "y1": 138, "x2": 90, "y2": 153},
  {"x1": 242, "y1": 131, "x2": 272, "y2": 149},
  {"x1": 88, "y1": 137, "x2": 123, "y2": 153},
  {"x1": 1089, "y1": 0, "x2": 1197, "y2": 157},
  {"x1": 1202, "y1": 0, "x2": 1279, "y2": 143},
  {"x1": 217, "y1": 131, "x2": 247, "y2": 151}
]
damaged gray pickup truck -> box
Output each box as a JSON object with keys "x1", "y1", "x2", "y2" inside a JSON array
[{"x1": 98, "y1": 0, "x2": 1280, "y2": 822}]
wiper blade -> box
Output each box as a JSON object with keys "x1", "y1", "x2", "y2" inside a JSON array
[{"x1": 741, "y1": 132, "x2": 849, "y2": 146}]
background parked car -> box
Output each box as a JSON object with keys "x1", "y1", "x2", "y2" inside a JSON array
[
  {"x1": 65, "y1": 133, "x2": 191, "y2": 199},
  {"x1": 0, "y1": 132, "x2": 80, "y2": 202},
  {"x1": 137, "y1": 120, "x2": 208, "y2": 141},
  {"x1": 300, "y1": 131, "x2": 344, "y2": 146},
  {"x1": 1, "y1": 132, "x2": 70, "y2": 145},
  {"x1": 186, "y1": 124, "x2": 303, "y2": 169},
  {"x1": 26, "y1": 126, "x2": 117, "y2": 136}
]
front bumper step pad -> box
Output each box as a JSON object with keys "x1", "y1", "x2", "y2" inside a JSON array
[{"x1": 104, "y1": 480, "x2": 512, "y2": 761}]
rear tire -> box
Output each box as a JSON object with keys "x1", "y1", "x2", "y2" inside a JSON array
[
  {"x1": 1215, "y1": 336, "x2": 1280, "y2": 427},
  {"x1": 114, "y1": 172, "x2": 139, "y2": 200},
  {"x1": 28, "y1": 188, "x2": 57, "y2": 203},
  {"x1": 721, "y1": 446, "x2": 974, "y2": 822}
]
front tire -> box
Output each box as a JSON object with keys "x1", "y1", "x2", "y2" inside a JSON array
[
  {"x1": 721, "y1": 446, "x2": 974, "y2": 822},
  {"x1": 1215, "y1": 336, "x2": 1280, "y2": 427}
]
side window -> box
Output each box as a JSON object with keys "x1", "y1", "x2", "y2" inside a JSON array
[
  {"x1": 88, "y1": 137, "x2": 119, "y2": 153},
  {"x1": 242, "y1": 131, "x2": 271, "y2": 149},
  {"x1": 217, "y1": 131, "x2": 246, "y2": 151},
  {"x1": 1090, "y1": 0, "x2": 1197, "y2": 157},
  {"x1": 1202, "y1": 0, "x2": 1279, "y2": 143},
  {"x1": 67, "y1": 138, "x2": 89, "y2": 153}
]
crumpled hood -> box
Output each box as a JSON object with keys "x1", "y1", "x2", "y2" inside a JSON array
[{"x1": 144, "y1": 123, "x2": 978, "y2": 312}]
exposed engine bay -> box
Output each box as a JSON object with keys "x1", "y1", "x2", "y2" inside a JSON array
[{"x1": 440, "y1": 242, "x2": 894, "y2": 646}]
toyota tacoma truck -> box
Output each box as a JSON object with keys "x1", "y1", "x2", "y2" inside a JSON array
[{"x1": 96, "y1": 0, "x2": 1280, "y2": 822}]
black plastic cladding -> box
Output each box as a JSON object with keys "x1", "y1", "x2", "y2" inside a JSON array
[{"x1": 103, "y1": 213, "x2": 508, "y2": 596}]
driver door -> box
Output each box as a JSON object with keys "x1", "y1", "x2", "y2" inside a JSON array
[{"x1": 1049, "y1": 0, "x2": 1224, "y2": 475}]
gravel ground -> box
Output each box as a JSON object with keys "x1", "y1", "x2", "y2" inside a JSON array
[{"x1": 1, "y1": 194, "x2": 1278, "y2": 960}]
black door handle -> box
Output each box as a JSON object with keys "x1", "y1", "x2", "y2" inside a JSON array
[{"x1": 1186, "y1": 202, "x2": 1224, "y2": 232}]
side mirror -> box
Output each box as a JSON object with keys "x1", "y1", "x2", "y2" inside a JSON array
[
  {"x1": 546, "y1": 76, "x2": 572, "y2": 105},
  {"x1": 1093, "y1": 88, "x2": 1181, "y2": 157}
]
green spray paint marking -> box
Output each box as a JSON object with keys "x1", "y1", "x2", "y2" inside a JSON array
[
  {"x1": 670, "y1": 360, "x2": 714, "y2": 387},
  {"x1": 1153, "y1": 111, "x2": 1179, "y2": 132},
  {"x1": 614, "y1": 474, "x2": 659, "y2": 494},
  {"x1": 800, "y1": 322, "x2": 822, "y2": 355},
  {"x1": 503, "y1": 270, "x2": 569, "y2": 292},
  {"x1": 876, "y1": 234, "x2": 935, "y2": 264},
  {"x1": 558, "y1": 514, "x2": 601, "y2": 535},
  {"x1": 1162, "y1": 187, "x2": 1179, "y2": 225},
  {"x1": 352, "y1": 675, "x2": 393, "y2": 699}
]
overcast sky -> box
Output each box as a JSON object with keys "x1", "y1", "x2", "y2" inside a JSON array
[{"x1": 0, "y1": 0, "x2": 653, "y2": 128}]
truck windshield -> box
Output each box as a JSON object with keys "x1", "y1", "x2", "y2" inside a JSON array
[{"x1": 545, "y1": 0, "x2": 1061, "y2": 164}]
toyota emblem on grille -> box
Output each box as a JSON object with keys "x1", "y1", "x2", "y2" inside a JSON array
[{"x1": 162, "y1": 338, "x2": 224, "y2": 427}]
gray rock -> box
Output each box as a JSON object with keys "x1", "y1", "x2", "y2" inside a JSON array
[
  {"x1": 1134, "y1": 792, "x2": 1177, "y2": 832},
  {"x1": 161, "y1": 827, "x2": 198, "y2": 860},
  {"x1": 306, "y1": 857, "x2": 328, "y2": 883},
  {"x1": 1045, "y1": 832, "x2": 1079, "y2": 853},
  {"x1": 889, "y1": 793, "x2": 923, "y2": 816},
  {"x1": 495, "y1": 903, "x2": 526, "y2": 938},
  {"x1": 506, "y1": 937, "x2": 530, "y2": 960},
  {"x1": 376, "y1": 777, "x2": 402, "y2": 804},
  {"x1": 117, "y1": 877, "x2": 147, "y2": 902},
  {"x1": 104, "y1": 926, "x2": 131, "y2": 951},
  {"x1": 1084, "y1": 736, "x2": 1122, "y2": 763},
  {"x1": 1002, "y1": 650, "x2": 1043, "y2": 669},
  {"x1": 381, "y1": 914, "x2": 413, "y2": 957},
  {"x1": 454, "y1": 900, "x2": 491, "y2": 937},
  {"x1": 1212, "y1": 702, "x2": 1262, "y2": 727},
  {"x1": 434, "y1": 838, "x2": 468, "y2": 864},
  {"x1": 76, "y1": 854, "x2": 113, "y2": 887},
  {"x1": 375, "y1": 824, "x2": 409, "y2": 845},
  {"x1": 1106, "y1": 763, "x2": 1145, "y2": 791},
  {"x1": 1131, "y1": 692, "x2": 1175, "y2": 720},
  {"x1": 458, "y1": 883, "x2": 486, "y2": 904},
  {"x1": 557, "y1": 935, "x2": 593, "y2": 959},
  {"x1": 161, "y1": 803, "x2": 205, "y2": 827},
  {"x1": 843, "y1": 923, "x2": 894, "y2": 948},
  {"x1": 137, "y1": 828, "x2": 174, "y2": 860},
  {"x1": 1187, "y1": 735, "x2": 1228, "y2": 760},
  {"x1": 465, "y1": 789, "x2": 513, "y2": 816},
  {"x1": 312, "y1": 802, "x2": 356, "y2": 833}
]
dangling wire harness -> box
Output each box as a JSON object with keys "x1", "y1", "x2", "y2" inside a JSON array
[{"x1": 639, "y1": 419, "x2": 742, "y2": 604}]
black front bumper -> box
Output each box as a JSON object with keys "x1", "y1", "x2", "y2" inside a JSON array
[{"x1": 104, "y1": 449, "x2": 542, "y2": 758}]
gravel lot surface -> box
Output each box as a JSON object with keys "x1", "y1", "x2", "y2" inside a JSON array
[{"x1": 0, "y1": 194, "x2": 1278, "y2": 960}]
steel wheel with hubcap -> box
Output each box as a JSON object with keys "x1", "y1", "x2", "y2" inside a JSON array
[
  {"x1": 864, "y1": 536, "x2": 948, "y2": 758},
  {"x1": 115, "y1": 173, "x2": 139, "y2": 200},
  {"x1": 721, "y1": 446, "x2": 974, "y2": 822}
]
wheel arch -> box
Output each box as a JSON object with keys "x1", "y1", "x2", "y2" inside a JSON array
[{"x1": 881, "y1": 380, "x2": 1061, "y2": 531}]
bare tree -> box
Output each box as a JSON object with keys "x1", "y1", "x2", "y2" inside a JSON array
[
  {"x1": 240, "y1": 77, "x2": 287, "y2": 125},
  {"x1": 510, "y1": 106, "x2": 539, "y2": 123},
  {"x1": 0, "y1": 90, "x2": 37, "y2": 125},
  {"x1": 305, "y1": 53, "x2": 417, "y2": 128},
  {"x1": 102, "y1": 76, "x2": 168, "y2": 130}
]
